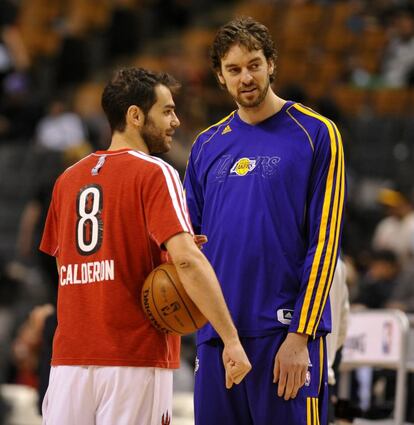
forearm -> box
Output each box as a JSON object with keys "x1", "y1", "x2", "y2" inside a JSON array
[
  {"x1": 172, "y1": 248, "x2": 238, "y2": 345},
  {"x1": 180, "y1": 252, "x2": 252, "y2": 387},
  {"x1": 164, "y1": 233, "x2": 251, "y2": 387}
]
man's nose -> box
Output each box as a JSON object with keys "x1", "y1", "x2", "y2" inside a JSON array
[
  {"x1": 172, "y1": 113, "x2": 180, "y2": 128},
  {"x1": 241, "y1": 70, "x2": 254, "y2": 85}
]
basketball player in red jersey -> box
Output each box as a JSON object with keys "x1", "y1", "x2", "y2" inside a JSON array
[{"x1": 40, "y1": 68, "x2": 251, "y2": 425}]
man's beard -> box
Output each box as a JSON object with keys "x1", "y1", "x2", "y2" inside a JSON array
[
  {"x1": 235, "y1": 79, "x2": 270, "y2": 108},
  {"x1": 142, "y1": 116, "x2": 169, "y2": 154}
]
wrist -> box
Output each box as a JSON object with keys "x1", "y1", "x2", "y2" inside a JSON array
[
  {"x1": 287, "y1": 332, "x2": 309, "y2": 344},
  {"x1": 222, "y1": 330, "x2": 240, "y2": 347}
]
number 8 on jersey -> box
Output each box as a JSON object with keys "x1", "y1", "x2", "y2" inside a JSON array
[{"x1": 76, "y1": 184, "x2": 103, "y2": 255}]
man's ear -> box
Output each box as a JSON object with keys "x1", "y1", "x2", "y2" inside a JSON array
[
  {"x1": 217, "y1": 71, "x2": 226, "y2": 86},
  {"x1": 126, "y1": 105, "x2": 144, "y2": 128},
  {"x1": 268, "y1": 59, "x2": 274, "y2": 76}
]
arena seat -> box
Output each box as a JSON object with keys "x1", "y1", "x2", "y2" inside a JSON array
[
  {"x1": 333, "y1": 86, "x2": 369, "y2": 116},
  {"x1": 371, "y1": 89, "x2": 410, "y2": 116}
]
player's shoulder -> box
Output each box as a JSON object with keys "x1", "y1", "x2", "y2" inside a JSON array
[
  {"x1": 192, "y1": 111, "x2": 237, "y2": 147},
  {"x1": 286, "y1": 102, "x2": 342, "y2": 152},
  {"x1": 126, "y1": 150, "x2": 180, "y2": 184},
  {"x1": 49, "y1": 153, "x2": 93, "y2": 197},
  {"x1": 58, "y1": 153, "x2": 94, "y2": 180},
  {"x1": 64, "y1": 150, "x2": 99, "y2": 168},
  {"x1": 287, "y1": 102, "x2": 338, "y2": 134},
  {"x1": 126, "y1": 150, "x2": 177, "y2": 173}
]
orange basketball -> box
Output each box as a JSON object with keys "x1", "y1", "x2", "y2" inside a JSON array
[{"x1": 141, "y1": 263, "x2": 208, "y2": 335}]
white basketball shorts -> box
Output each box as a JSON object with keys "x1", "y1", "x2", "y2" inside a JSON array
[{"x1": 42, "y1": 366, "x2": 173, "y2": 425}]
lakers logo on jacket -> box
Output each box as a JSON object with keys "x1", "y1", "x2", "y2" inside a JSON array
[{"x1": 230, "y1": 157, "x2": 257, "y2": 176}]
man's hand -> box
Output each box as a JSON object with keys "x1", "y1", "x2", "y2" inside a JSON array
[
  {"x1": 222, "y1": 340, "x2": 252, "y2": 389},
  {"x1": 273, "y1": 332, "x2": 309, "y2": 400},
  {"x1": 194, "y1": 234, "x2": 208, "y2": 250}
]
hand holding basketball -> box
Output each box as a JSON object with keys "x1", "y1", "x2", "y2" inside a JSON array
[{"x1": 194, "y1": 234, "x2": 208, "y2": 250}]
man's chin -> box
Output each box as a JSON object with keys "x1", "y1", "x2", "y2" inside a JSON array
[
  {"x1": 237, "y1": 97, "x2": 263, "y2": 108},
  {"x1": 236, "y1": 82, "x2": 269, "y2": 108}
]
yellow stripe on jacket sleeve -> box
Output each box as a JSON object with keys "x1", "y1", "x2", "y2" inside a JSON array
[
  {"x1": 307, "y1": 397, "x2": 311, "y2": 425},
  {"x1": 313, "y1": 122, "x2": 346, "y2": 335},
  {"x1": 311, "y1": 397, "x2": 317, "y2": 425},
  {"x1": 306, "y1": 121, "x2": 344, "y2": 335},
  {"x1": 293, "y1": 104, "x2": 341, "y2": 335}
]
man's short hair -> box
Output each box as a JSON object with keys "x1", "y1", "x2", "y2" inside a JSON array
[
  {"x1": 210, "y1": 17, "x2": 277, "y2": 82},
  {"x1": 101, "y1": 67, "x2": 180, "y2": 133}
]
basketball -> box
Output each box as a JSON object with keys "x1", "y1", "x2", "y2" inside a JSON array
[{"x1": 141, "y1": 263, "x2": 208, "y2": 335}]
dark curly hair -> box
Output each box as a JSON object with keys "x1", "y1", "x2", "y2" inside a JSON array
[
  {"x1": 101, "y1": 67, "x2": 180, "y2": 133},
  {"x1": 210, "y1": 17, "x2": 277, "y2": 83}
]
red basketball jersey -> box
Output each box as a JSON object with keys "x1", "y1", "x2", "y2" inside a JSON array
[{"x1": 40, "y1": 148, "x2": 193, "y2": 368}]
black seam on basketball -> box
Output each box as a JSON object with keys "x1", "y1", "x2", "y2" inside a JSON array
[
  {"x1": 145, "y1": 272, "x2": 171, "y2": 333},
  {"x1": 151, "y1": 270, "x2": 185, "y2": 334},
  {"x1": 163, "y1": 270, "x2": 199, "y2": 329}
]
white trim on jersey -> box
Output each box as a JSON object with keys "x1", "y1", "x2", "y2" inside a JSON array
[
  {"x1": 155, "y1": 158, "x2": 193, "y2": 233},
  {"x1": 127, "y1": 151, "x2": 192, "y2": 234},
  {"x1": 173, "y1": 168, "x2": 194, "y2": 233}
]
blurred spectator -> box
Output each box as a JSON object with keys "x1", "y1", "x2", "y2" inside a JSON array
[
  {"x1": 344, "y1": 52, "x2": 375, "y2": 88},
  {"x1": 72, "y1": 82, "x2": 111, "y2": 150},
  {"x1": 0, "y1": 0, "x2": 16, "y2": 79},
  {"x1": 381, "y1": 7, "x2": 414, "y2": 87},
  {"x1": 37, "y1": 310, "x2": 57, "y2": 414},
  {"x1": 106, "y1": 0, "x2": 139, "y2": 61},
  {"x1": 55, "y1": 36, "x2": 89, "y2": 88},
  {"x1": 386, "y1": 262, "x2": 414, "y2": 312},
  {"x1": 0, "y1": 0, "x2": 30, "y2": 91},
  {"x1": 326, "y1": 258, "x2": 350, "y2": 424},
  {"x1": 0, "y1": 0, "x2": 32, "y2": 142},
  {"x1": 0, "y1": 259, "x2": 23, "y2": 313},
  {"x1": 35, "y1": 96, "x2": 88, "y2": 151},
  {"x1": 354, "y1": 250, "x2": 400, "y2": 309},
  {"x1": 0, "y1": 395, "x2": 9, "y2": 424},
  {"x1": 372, "y1": 187, "x2": 414, "y2": 266},
  {"x1": 0, "y1": 72, "x2": 44, "y2": 143},
  {"x1": 11, "y1": 304, "x2": 54, "y2": 389},
  {"x1": 343, "y1": 255, "x2": 360, "y2": 303},
  {"x1": 0, "y1": 257, "x2": 23, "y2": 383},
  {"x1": 16, "y1": 145, "x2": 92, "y2": 303},
  {"x1": 55, "y1": 8, "x2": 91, "y2": 88},
  {"x1": 16, "y1": 151, "x2": 63, "y2": 303},
  {"x1": 350, "y1": 248, "x2": 401, "y2": 414},
  {"x1": 153, "y1": 0, "x2": 191, "y2": 35}
]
